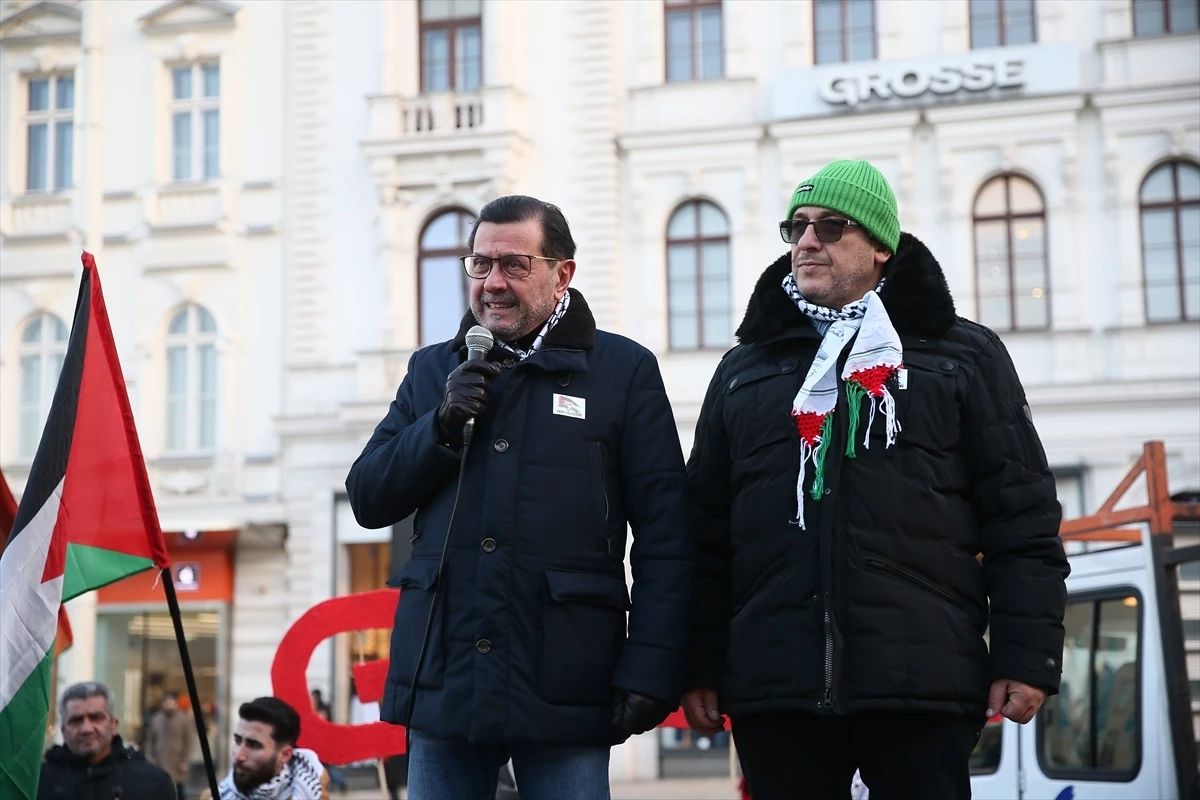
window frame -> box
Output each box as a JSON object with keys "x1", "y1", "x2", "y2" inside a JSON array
[
  {"x1": 1036, "y1": 586, "x2": 1145, "y2": 783},
  {"x1": 812, "y1": 0, "x2": 877, "y2": 65},
  {"x1": 164, "y1": 303, "x2": 218, "y2": 454},
  {"x1": 24, "y1": 73, "x2": 75, "y2": 194},
  {"x1": 972, "y1": 173, "x2": 1051, "y2": 332},
  {"x1": 663, "y1": 0, "x2": 725, "y2": 83},
  {"x1": 417, "y1": 207, "x2": 475, "y2": 347},
  {"x1": 1138, "y1": 159, "x2": 1200, "y2": 324},
  {"x1": 665, "y1": 199, "x2": 732, "y2": 352},
  {"x1": 418, "y1": 1, "x2": 483, "y2": 93},
  {"x1": 1132, "y1": 0, "x2": 1200, "y2": 36},
  {"x1": 17, "y1": 312, "x2": 70, "y2": 459},
  {"x1": 969, "y1": 0, "x2": 1038, "y2": 48},
  {"x1": 169, "y1": 61, "x2": 221, "y2": 183}
]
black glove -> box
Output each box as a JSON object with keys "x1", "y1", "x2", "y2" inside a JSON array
[
  {"x1": 437, "y1": 360, "x2": 502, "y2": 445},
  {"x1": 609, "y1": 688, "x2": 674, "y2": 745}
]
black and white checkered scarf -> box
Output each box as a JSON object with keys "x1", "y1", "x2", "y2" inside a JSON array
[{"x1": 218, "y1": 747, "x2": 324, "y2": 800}]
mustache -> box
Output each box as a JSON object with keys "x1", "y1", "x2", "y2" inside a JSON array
[{"x1": 481, "y1": 293, "x2": 518, "y2": 304}]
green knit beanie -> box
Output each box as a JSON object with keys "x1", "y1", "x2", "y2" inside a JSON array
[{"x1": 785, "y1": 160, "x2": 901, "y2": 253}]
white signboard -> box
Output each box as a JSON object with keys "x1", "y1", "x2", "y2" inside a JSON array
[{"x1": 772, "y1": 44, "x2": 1080, "y2": 119}]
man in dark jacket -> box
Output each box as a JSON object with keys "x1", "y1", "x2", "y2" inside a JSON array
[
  {"x1": 681, "y1": 160, "x2": 1069, "y2": 800},
  {"x1": 38, "y1": 681, "x2": 177, "y2": 800},
  {"x1": 346, "y1": 195, "x2": 691, "y2": 800}
]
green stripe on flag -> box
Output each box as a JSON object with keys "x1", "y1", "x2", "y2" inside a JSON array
[
  {"x1": 62, "y1": 542, "x2": 155, "y2": 602},
  {"x1": 0, "y1": 650, "x2": 53, "y2": 800}
]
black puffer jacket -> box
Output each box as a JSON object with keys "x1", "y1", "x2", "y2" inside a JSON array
[
  {"x1": 37, "y1": 736, "x2": 178, "y2": 800},
  {"x1": 687, "y1": 233, "x2": 1069, "y2": 718}
]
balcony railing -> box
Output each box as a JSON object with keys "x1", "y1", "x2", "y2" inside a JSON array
[{"x1": 366, "y1": 87, "x2": 527, "y2": 142}]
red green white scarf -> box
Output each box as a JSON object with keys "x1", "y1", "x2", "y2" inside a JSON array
[{"x1": 782, "y1": 274, "x2": 902, "y2": 528}]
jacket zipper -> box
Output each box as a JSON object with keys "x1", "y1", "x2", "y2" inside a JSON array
[
  {"x1": 822, "y1": 592, "x2": 834, "y2": 708},
  {"x1": 866, "y1": 558, "x2": 964, "y2": 610}
]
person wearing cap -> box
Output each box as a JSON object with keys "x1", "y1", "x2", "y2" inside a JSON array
[
  {"x1": 346, "y1": 195, "x2": 691, "y2": 799},
  {"x1": 681, "y1": 160, "x2": 1069, "y2": 799}
]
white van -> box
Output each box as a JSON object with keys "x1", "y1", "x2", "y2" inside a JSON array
[{"x1": 971, "y1": 445, "x2": 1199, "y2": 800}]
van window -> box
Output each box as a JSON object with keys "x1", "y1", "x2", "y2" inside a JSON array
[{"x1": 1038, "y1": 592, "x2": 1141, "y2": 780}]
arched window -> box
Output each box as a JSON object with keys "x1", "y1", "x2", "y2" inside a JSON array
[
  {"x1": 1139, "y1": 160, "x2": 1200, "y2": 323},
  {"x1": 165, "y1": 303, "x2": 218, "y2": 452},
  {"x1": 666, "y1": 200, "x2": 731, "y2": 350},
  {"x1": 973, "y1": 175, "x2": 1049, "y2": 331},
  {"x1": 18, "y1": 312, "x2": 69, "y2": 457},
  {"x1": 418, "y1": 208, "x2": 474, "y2": 346}
]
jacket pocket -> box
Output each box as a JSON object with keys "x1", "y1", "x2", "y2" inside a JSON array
[
  {"x1": 732, "y1": 559, "x2": 790, "y2": 617},
  {"x1": 888, "y1": 353, "x2": 959, "y2": 451},
  {"x1": 538, "y1": 568, "x2": 630, "y2": 706},
  {"x1": 384, "y1": 558, "x2": 445, "y2": 689},
  {"x1": 865, "y1": 557, "x2": 964, "y2": 611}
]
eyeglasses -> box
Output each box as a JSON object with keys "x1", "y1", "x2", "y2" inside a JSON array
[
  {"x1": 778, "y1": 218, "x2": 861, "y2": 244},
  {"x1": 460, "y1": 254, "x2": 560, "y2": 280}
]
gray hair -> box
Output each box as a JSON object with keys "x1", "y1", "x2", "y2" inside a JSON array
[{"x1": 59, "y1": 681, "x2": 116, "y2": 722}]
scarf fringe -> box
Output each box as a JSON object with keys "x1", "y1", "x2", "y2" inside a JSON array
[{"x1": 793, "y1": 415, "x2": 834, "y2": 529}]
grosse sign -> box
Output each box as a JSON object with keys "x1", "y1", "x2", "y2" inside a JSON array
[{"x1": 819, "y1": 58, "x2": 1026, "y2": 107}]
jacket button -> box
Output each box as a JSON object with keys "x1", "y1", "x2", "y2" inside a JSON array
[
  {"x1": 493, "y1": 439, "x2": 509, "y2": 452},
  {"x1": 1045, "y1": 657, "x2": 1057, "y2": 669},
  {"x1": 940, "y1": 359, "x2": 955, "y2": 371},
  {"x1": 729, "y1": 378, "x2": 738, "y2": 389},
  {"x1": 476, "y1": 638, "x2": 492, "y2": 654},
  {"x1": 502, "y1": 357, "x2": 516, "y2": 368},
  {"x1": 824, "y1": 488, "x2": 831, "y2": 496},
  {"x1": 481, "y1": 538, "x2": 496, "y2": 553}
]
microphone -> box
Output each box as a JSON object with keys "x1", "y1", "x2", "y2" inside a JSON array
[{"x1": 462, "y1": 325, "x2": 494, "y2": 445}]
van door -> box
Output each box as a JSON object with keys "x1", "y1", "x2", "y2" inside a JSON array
[{"x1": 1018, "y1": 547, "x2": 1171, "y2": 800}]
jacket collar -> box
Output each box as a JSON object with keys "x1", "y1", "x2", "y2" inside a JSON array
[
  {"x1": 451, "y1": 287, "x2": 597, "y2": 353},
  {"x1": 734, "y1": 232, "x2": 958, "y2": 344}
]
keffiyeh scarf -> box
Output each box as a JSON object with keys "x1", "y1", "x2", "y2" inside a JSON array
[
  {"x1": 783, "y1": 273, "x2": 903, "y2": 528},
  {"x1": 218, "y1": 748, "x2": 324, "y2": 800},
  {"x1": 496, "y1": 291, "x2": 571, "y2": 360}
]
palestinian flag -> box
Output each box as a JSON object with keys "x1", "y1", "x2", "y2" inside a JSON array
[{"x1": 0, "y1": 253, "x2": 170, "y2": 800}]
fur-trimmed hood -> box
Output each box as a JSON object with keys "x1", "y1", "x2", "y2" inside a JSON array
[
  {"x1": 735, "y1": 232, "x2": 957, "y2": 344},
  {"x1": 451, "y1": 287, "x2": 596, "y2": 352}
]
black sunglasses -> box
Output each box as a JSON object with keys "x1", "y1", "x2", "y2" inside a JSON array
[{"x1": 779, "y1": 218, "x2": 862, "y2": 244}]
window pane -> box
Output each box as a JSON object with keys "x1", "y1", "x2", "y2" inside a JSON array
[
  {"x1": 1015, "y1": 288, "x2": 1048, "y2": 329},
  {"x1": 29, "y1": 78, "x2": 50, "y2": 111},
  {"x1": 54, "y1": 120, "x2": 73, "y2": 191},
  {"x1": 698, "y1": 7, "x2": 723, "y2": 80},
  {"x1": 975, "y1": 220, "x2": 1010, "y2": 291},
  {"x1": 815, "y1": 0, "x2": 842, "y2": 33},
  {"x1": 1141, "y1": 208, "x2": 1176, "y2": 250},
  {"x1": 1178, "y1": 163, "x2": 1200, "y2": 200},
  {"x1": 422, "y1": 210, "x2": 468, "y2": 249},
  {"x1": 1094, "y1": 598, "x2": 1139, "y2": 770},
  {"x1": 56, "y1": 76, "x2": 75, "y2": 109},
  {"x1": 1009, "y1": 178, "x2": 1043, "y2": 214},
  {"x1": 1133, "y1": 0, "x2": 1165, "y2": 35},
  {"x1": 203, "y1": 109, "x2": 219, "y2": 179},
  {"x1": 671, "y1": 312, "x2": 699, "y2": 350},
  {"x1": 421, "y1": 0, "x2": 453, "y2": 21},
  {"x1": 666, "y1": 10, "x2": 693, "y2": 82},
  {"x1": 815, "y1": 33, "x2": 843, "y2": 65},
  {"x1": 27, "y1": 123, "x2": 48, "y2": 192},
  {"x1": 1141, "y1": 165, "x2": 1175, "y2": 203},
  {"x1": 668, "y1": 243, "x2": 698, "y2": 284},
  {"x1": 167, "y1": 346, "x2": 187, "y2": 450},
  {"x1": 668, "y1": 204, "x2": 698, "y2": 239},
  {"x1": 199, "y1": 344, "x2": 217, "y2": 449},
  {"x1": 173, "y1": 112, "x2": 192, "y2": 181},
  {"x1": 848, "y1": 0, "x2": 874, "y2": 27},
  {"x1": 21, "y1": 354, "x2": 41, "y2": 403},
  {"x1": 1169, "y1": 0, "x2": 1200, "y2": 31},
  {"x1": 1146, "y1": 282, "x2": 1181, "y2": 322},
  {"x1": 202, "y1": 64, "x2": 220, "y2": 98},
  {"x1": 420, "y1": 255, "x2": 466, "y2": 345},
  {"x1": 457, "y1": 25, "x2": 482, "y2": 91},
  {"x1": 169, "y1": 309, "x2": 189, "y2": 335},
  {"x1": 975, "y1": 179, "x2": 1007, "y2": 215},
  {"x1": 423, "y1": 30, "x2": 451, "y2": 92},
  {"x1": 971, "y1": 0, "x2": 1001, "y2": 48},
  {"x1": 1041, "y1": 602, "x2": 1095, "y2": 768},
  {"x1": 50, "y1": 315, "x2": 69, "y2": 340},
  {"x1": 452, "y1": 0, "x2": 483, "y2": 16},
  {"x1": 172, "y1": 66, "x2": 193, "y2": 100},
  {"x1": 848, "y1": 31, "x2": 875, "y2": 62},
  {"x1": 197, "y1": 306, "x2": 217, "y2": 333},
  {"x1": 168, "y1": 346, "x2": 188, "y2": 394},
  {"x1": 1005, "y1": 0, "x2": 1036, "y2": 45},
  {"x1": 699, "y1": 202, "x2": 729, "y2": 236},
  {"x1": 23, "y1": 316, "x2": 43, "y2": 343},
  {"x1": 701, "y1": 242, "x2": 731, "y2": 346},
  {"x1": 20, "y1": 354, "x2": 42, "y2": 457},
  {"x1": 1184, "y1": 275, "x2": 1199, "y2": 319},
  {"x1": 1011, "y1": 219, "x2": 1045, "y2": 283}
]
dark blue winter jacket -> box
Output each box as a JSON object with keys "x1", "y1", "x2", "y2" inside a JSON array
[{"x1": 345, "y1": 290, "x2": 691, "y2": 745}]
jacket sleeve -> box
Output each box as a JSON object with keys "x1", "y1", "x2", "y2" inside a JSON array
[
  {"x1": 345, "y1": 351, "x2": 462, "y2": 529},
  {"x1": 612, "y1": 351, "x2": 694, "y2": 707},
  {"x1": 963, "y1": 334, "x2": 1069, "y2": 694},
  {"x1": 684, "y1": 361, "x2": 734, "y2": 690}
]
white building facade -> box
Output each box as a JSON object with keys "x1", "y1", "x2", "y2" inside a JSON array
[{"x1": 2, "y1": 0, "x2": 1198, "y2": 785}]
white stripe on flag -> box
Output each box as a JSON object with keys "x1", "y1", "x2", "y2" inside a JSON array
[{"x1": 0, "y1": 477, "x2": 65, "y2": 711}]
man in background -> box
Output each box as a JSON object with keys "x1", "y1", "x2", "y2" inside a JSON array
[
  {"x1": 146, "y1": 690, "x2": 194, "y2": 799},
  {"x1": 38, "y1": 681, "x2": 176, "y2": 800},
  {"x1": 204, "y1": 696, "x2": 329, "y2": 800}
]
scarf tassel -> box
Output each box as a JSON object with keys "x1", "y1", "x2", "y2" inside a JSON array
[{"x1": 793, "y1": 415, "x2": 833, "y2": 529}]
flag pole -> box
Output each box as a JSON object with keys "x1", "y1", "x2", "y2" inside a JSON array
[{"x1": 161, "y1": 568, "x2": 221, "y2": 800}]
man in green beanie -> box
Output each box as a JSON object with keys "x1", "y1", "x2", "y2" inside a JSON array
[{"x1": 681, "y1": 160, "x2": 1068, "y2": 799}]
